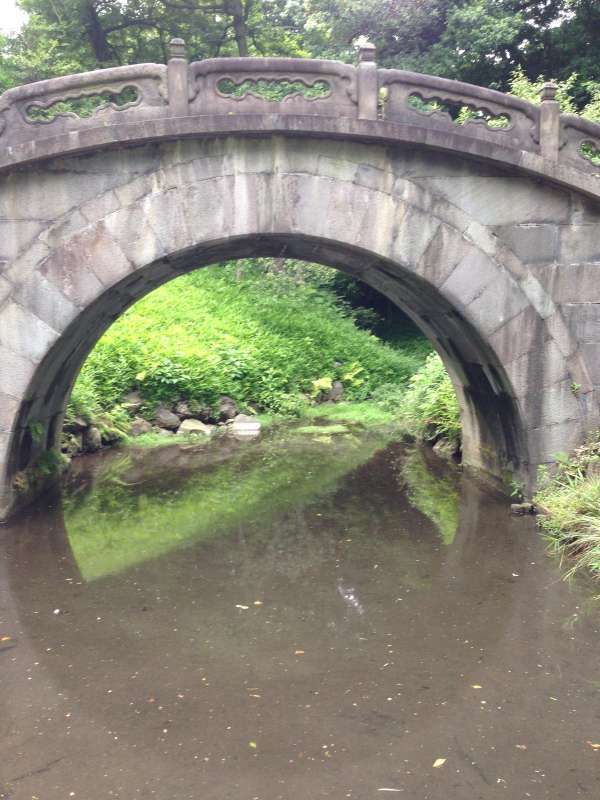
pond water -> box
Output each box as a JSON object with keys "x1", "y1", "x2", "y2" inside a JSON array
[{"x1": 1, "y1": 425, "x2": 599, "y2": 799}]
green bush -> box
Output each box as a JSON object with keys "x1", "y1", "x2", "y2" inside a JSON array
[
  {"x1": 68, "y1": 262, "x2": 428, "y2": 419},
  {"x1": 399, "y1": 352, "x2": 461, "y2": 447}
]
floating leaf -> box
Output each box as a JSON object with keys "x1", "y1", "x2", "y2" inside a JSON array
[
  {"x1": 249, "y1": 741, "x2": 257, "y2": 749},
  {"x1": 433, "y1": 758, "x2": 447, "y2": 768}
]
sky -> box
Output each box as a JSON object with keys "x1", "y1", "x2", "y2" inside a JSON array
[{"x1": 0, "y1": 0, "x2": 27, "y2": 34}]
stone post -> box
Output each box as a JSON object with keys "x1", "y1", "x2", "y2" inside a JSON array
[
  {"x1": 357, "y1": 41, "x2": 378, "y2": 121},
  {"x1": 539, "y1": 81, "x2": 560, "y2": 162},
  {"x1": 168, "y1": 37, "x2": 189, "y2": 116}
]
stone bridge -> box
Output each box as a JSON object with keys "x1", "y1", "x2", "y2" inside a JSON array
[{"x1": 1, "y1": 41, "x2": 600, "y2": 518}]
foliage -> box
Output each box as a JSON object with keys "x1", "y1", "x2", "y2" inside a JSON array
[
  {"x1": 535, "y1": 435, "x2": 600, "y2": 578},
  {"x1": 3, "y1": 0, "x2": 600, "y2": 111},
  {"x1": 398, "y1": 352, "x2": 461, "y2": 447},
  {"x1": 68, "y1": 261, "x2": 427, "y2": 420}
]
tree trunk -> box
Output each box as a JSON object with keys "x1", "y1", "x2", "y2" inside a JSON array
[
  {"x1": 81, "y1": 1, "x2": 113, "y2": 64},
  {"x1": 226, "y1": 0, "x2": 249, "y2": 56}
]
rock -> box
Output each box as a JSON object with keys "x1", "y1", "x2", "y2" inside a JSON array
[
  {"x1": 154, "y1": 427, "x2": 175, "y2": 437},
  {"x1": 325, "y1": 380, "x2": 344, "y2": 403},
  {"x1": 174, "y1": 400, "x2": 194, "y2": 419},
  {"x1": 129, "y1": 417, "x2": 152, "y2": 437},
  {"x1": 432, "y1": 438, "x2": 459, "y2": 460},
  {"x1": 510, "y1": 502, "x2": 537, "y2": 516},
  {"x1": 122, "y1": 391, "x2": 143, "y2": 413},
  {"x1": 178, "y1": 418, "x2": 214, "y2": 437},
  {"x1": 101, "y1": 428, "x2": 121, "y2": 445},
  {"x1": 218, "y1": 396, "x2": 239, "y2": 421},
  {"x1": 83, "y1": 426, "x2": 102, "y2": 452},
  {"x1": 61, "y1": 432, "x2": 83, "y2": 455},
  {"x1": 154, "y1": 406, "x2": 181, "y2": 430},
  {"x1": 63, "y1": 415, "x2": 88, "y2": 433},
  {"x1": 587, "y1": 461, "x2": 600, "y2": 478},
  {"x1": 229, "y1": 414, "x2": 261, "y2": 439}
]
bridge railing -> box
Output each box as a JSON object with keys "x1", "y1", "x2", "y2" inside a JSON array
[
  {"x1": 0, "y1": 64, "x2": 168, "y2": 148},
  {"x1": 379, "y1": 69, "x2": 540, "y2": 154},
  {"x1": 1, "y1": 38, "x2": 600, "y2": 180},
  {"x1": 560, "y1": 114, "x2": 600, "y2": 172}
]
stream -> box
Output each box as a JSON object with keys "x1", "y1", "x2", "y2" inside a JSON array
[{"x1": 1, "y1": 423, "x2": 599, "y2": 799}]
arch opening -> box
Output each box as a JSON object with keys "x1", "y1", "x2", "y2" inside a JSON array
[{"x1": 5, "y1": 233, "x2": 527, "y2": 516}]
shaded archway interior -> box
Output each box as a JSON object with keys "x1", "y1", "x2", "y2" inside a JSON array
[{"x1": 10, "y1": 233, "x2": 527, "y2": 489}]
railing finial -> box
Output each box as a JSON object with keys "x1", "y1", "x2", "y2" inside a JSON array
[
  {"x1": 357, "y1": 40, "x2": 376, "y2": 64},
  {"x1": 538, "y1": 82, "x2": 560, "y2": 161},
  {"x1": 168, "y1": 38, "x2": 189, "y2": 116},
  {"x1": 169, "y1": 38, "x2": 187, "y2": 61},
  {"x1": 539, "y1": 81, "x2": 558, "y2": 103}
]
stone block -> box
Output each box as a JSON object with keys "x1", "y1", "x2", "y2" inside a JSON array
[
  {"x1": 0, "y1": 276, "x2": 11, "y2": 306},
  {"x1": 488, "y1": 306, "x2": 545, "y2": 365},
  {"x1": 104, "y1": 202, "x2": 166, "y2": 269},
  {"x1": 4, "y1": 239, "x2": 51, "y2": 285},
  {"x1": 0, "y1": 393, "x2": 21, "y2": 433},
  {"x1": 0, "y1": 302, "x2": 58, "y2": 363},
  {"x1": 558, "y1": 305, "x2": 600, "y2": 344},
  {"x1": 465, "y1": 274, "x2": 530, "y2": 335},
  {"x1": 518, "y1": 273, "x2": 555, "y2": 319},
  {"x1": 536, "y1": 263, "x2": 600, "y2": 304},
  {"x1": 440, "y1": 249, "x2": 499, "y2": 307},
  {"x1": 526, "y1": 418, "x2": 584, "y2": 465},
  {"x1": 0, "y1": 345, "x2": 35, "y2": 398},
  {"x1": 41, "y1": 222, "x2": 132, "y2": 303},
  {"x1": 496, "y1": 224, "x2": 559, "y2": 264},
  {"x1": 80, "y1": 190, "x2": 121, "y2": 224},
  {"x1": 506, "y1": 339, "x2": 569, "y2": 399},
  {"x1": 416, "y1": 176, "x2": 570, "y2": 225},
  {"x1": 0, "y1": 219, "x2": 47, "y2": 261},
  {"x1": 415, "y1": 223, "x2": 469, "y2": 288},
  {"x1": 523, "y1": 379, "x2": 582, "y2": 428},
  {"x1": 560, "y1": 225, "x2": 600, "y2": 263},
  {"x1": 545, "y1": 309, "x2": 578, "y2": 357},
  {"x1": 390, "y1": 205, "x2": 439, "y2": 269},
  {"x1": 12, "y1": 274, "x2": 78, "y2": 333},
  {"x1": 580, "y1": 343, "x2": 600, "y2": 384}
]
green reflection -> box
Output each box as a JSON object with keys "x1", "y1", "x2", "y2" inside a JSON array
[
  {"x1": 399, "y1": 448, "x2": 460, "y2": 545},
  {"x1": 64, "y1": 429, "x2": 393, "y2": 582}
]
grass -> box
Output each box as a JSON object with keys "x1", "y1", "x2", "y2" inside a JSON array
[
  {"x1": 299, "y1": 400, "x2": 398, "y2": 427},
  {"x1": 535, "y1": 437, "x2": 600, "y2": 578}
]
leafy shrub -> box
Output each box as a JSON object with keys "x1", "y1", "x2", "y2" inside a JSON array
[
  {"x1": 399, "y1": 352, "x2": 461, "y2": 446},
  {"x1": 68, "y1": 262, "x2": 428, "y2": 419}
]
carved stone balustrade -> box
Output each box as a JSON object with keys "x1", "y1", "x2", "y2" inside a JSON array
[{"x1": 1, "y1": 41, "x2": 600, "y2": 199}]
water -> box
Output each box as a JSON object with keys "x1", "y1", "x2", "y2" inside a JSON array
[{"x1": 1, "y1": 426, "x2": 599, "y2": 799}]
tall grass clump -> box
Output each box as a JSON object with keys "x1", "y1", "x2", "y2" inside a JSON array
[{"x1": 536, "y1": 437, "x2": 600, "y2": 578}]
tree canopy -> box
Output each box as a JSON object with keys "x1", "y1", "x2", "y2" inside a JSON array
[{"x1": 1, "y1": 0, "x2": 599, "y2": 109}]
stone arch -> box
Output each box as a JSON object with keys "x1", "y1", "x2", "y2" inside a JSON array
[{"x1": 0, "y1": 135, "x2": 595, "y2": 517}]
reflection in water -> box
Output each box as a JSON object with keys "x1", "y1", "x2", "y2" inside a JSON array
[
  {"x1": 1, "y1": 427, "x2": 600, "y2": 800},
  {"x1": 336, "y1": 579, "x2": 365, "y2": 616},
  {"x1": 399, "y1": 447, "x2": 460, "y2": 545}
]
